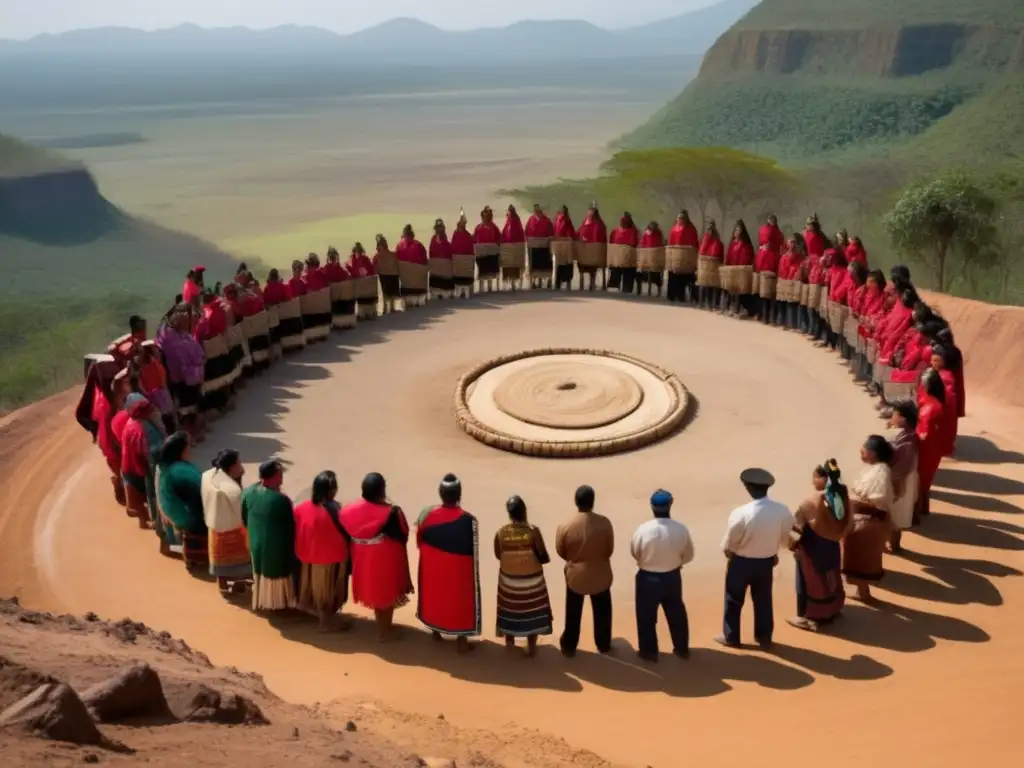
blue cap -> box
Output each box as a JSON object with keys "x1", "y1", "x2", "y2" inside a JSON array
[{"x1": 650, "y1": 489, "x2": 673, "y2": 508}]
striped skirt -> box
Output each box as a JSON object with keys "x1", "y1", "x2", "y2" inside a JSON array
[
  {"x1": 298, "y1": 561, "x2": 349, "y2": 614},
  {"x1": 208, "y1": 527, "x2": 253, "y2": 579},
  {"x1": 495, "y1": 571, "x2": 553, "y2": 638}
]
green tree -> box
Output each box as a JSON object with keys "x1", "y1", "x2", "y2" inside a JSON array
[
  {"x1": 600, "y1": 147, "x2": 803, "y2": 230},
  {"x1": 883, "y1": 173, "x2": 999, "y2": 294}
]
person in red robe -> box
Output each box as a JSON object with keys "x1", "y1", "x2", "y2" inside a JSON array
[
  {"x1": 843, "y1": 261, "x2": 868, "y2": 368},
  {"x1": 755, "y1": 216, "x2": 784, "y2": 325},
  {"x1": 873, "y1": 285, "x2": 918, "y2": 406},
  {"x1": 339, "y1": 472, "x2": 413, "y2": 642},
  {"x1": 107, "y1": 314, "x2": 148, "y2": 369},
  {"x1": 667, "y1": 210, "x2": 699, "y2": 304},
  {"x1": 194, "y1": 292, "x2": 227, "y2": 343},
  {"x1": 525, "y1": 204, "x2": 555, "y2": 289},
  {"x1": 577, "y1": 205, "x2": 608, "y2": 292},
  {"x1": 416, "y1": 474, "x2": 481, "y2": 653},
  {"x1": 698, "y1": 219, "x2": 724, "y2": 311},
  {"x1": 804, "y1": 215, "x2": 827, "y2": 260},
  {"x1": 930, "y1": 345, "x2": 960, "y2": 457},
  {"x1": 396, "y1": 224, "x2": 429, "y2": 307},
  {"x1": 553, "y1": 205, "x2": 577, "y2": 290},
  {"x1": 823, "y1": 250, "x2": 851, "y2": 352},
  {"x1": 221, "y1": 283, "x2": 243, "y2": 324},
  {"x1": 450, "y1": 215, "x2": 475, "y2": 298},
  {"x1": 846, "y1": 236, "x2": 868, "y2": 267},
  {"x1": 288, "y1": 260, "x2": 308, "y2": 298},
  {"x1": 473, "y1": 206, "x2": 502, "y2": 293},
  {"x1": 724, "y1": 220, "x2": 755, "y2": 317},
  {"x1": 347, "y1": 243, "x2": 379, "y2": 319},
  {"x1": 302, "y1": 254, "x2": 329, "y2": 293},
  {"x1": 182, "y1": 266, "x2": 205, "y2": 309},
  {"x1": 77, "y1": 363, "x2": 127, "y2": 506},
  {"x1": 322, "y1": 247, "x2": 355, "y2": 330},
  {"x1": 776, "y1": 234, "x2": 801, "y2": 329},
  {"x1": 936, "y1": 327, "x2": 966, "y2": 426},
  {"x1": 500, "y1": 205, "x2": 527, "y2": 291},
  {"x1": 855, "y1": 270, "x2": 887, "y2": 381},
  {"x1": 294, "y1": 471, "x2": 352, "y2": 632},
  {"x1": 262, "y1": 269, "x2": 291, "y2": 305},
  {"x1": 608, "y1": 212, "x2": 639, "y2": 293},
  {"x1": 428, "y1": 219, "x2": 454, "y2": 299},
  {"x1": 916, "y1": 369, "x2": 947, "y2": 520},
  {"x1": 637, "y1": 220, "x2": 665, "y2": 297}
]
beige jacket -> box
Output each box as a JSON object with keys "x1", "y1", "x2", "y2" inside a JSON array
[{"x1": 555, "y1": 511, "x2": 615, "y2": 595}]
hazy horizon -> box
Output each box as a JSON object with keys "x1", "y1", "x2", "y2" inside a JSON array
[{"x1": 0, "y1": 0, "x2": 722, "y2": 39}]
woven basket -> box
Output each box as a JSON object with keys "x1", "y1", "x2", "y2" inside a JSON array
[
  {"x1": 576, "y1": 242, "x2": 608, "y2": 268},
  {"x1": 452, "y1": 254, "x2": 476, "y2": 280},
  {"x1": 827, "y1": 301, "x2": 848, "y2": 334},
  {"x1": 375, "y1": 250, "x2": 398, "y2": 276},
  {"x1": 474, "y1": 243, "x2": 499, "y2": 259},
  {"x1": 242, "y1": 311, "x2": 269, "y2": 340},
  {"x1": 352, "y1": 276, "x2": 379, "y2": 300},
  {"x1": 499, "y1": 242, "x2": 526, "y2": 269},
  {"x1": 883, "y1": 380, "x2": 917, "y2": 403},
  {"x1": 751, "y1": 271, "x2": 760, "y2": 296},
  {"x1": 398, "y1": 261, "x2": 429, "y2": 292},
  {"x1": 775, "y1": 279, "x2": 792, "y2": 303},
  {"x1": 818, "y1": 285, "x2": 829, "y2": 314},
  {"x1": 843, "y1": 314, "x2": 860, "y2": 346},
  {"x1": 637, "y1": 246, "x2": 666, "y2": 272},
  {"x1": 607, "y1": 244, "x2": 637, "y2": 268},
  {"x1": 758, "y1": 271, "x2": 778, "y2": 299},
  {"x1": 696, "y1": 256, "x2": 721, "y2": 288},
  {"x1": 267, "y1": 306, "x2": 280, "y2": 331},
  {"x1": 806, "y1": 284, "x2": 823, "y2": 310},
  {"x1": 203, "y1": 333, "x2": 230, "y2": 361},
  {"x1": 721, "y1": 265, "x2": 753, "y2": 294},
  {"x1": 301, "y1": 287, "x2": 331, "y2": 316},
  {"x1": 330, "y1": 280, "x2": 356, "y2": 301},
  {"x1": 527, "y1": 237, "x2": 551, "y2": 249},
  {"x1": 666, "y1": 245, "x2": 697, "y2": 274},
  {"x1": 550, "y1": 238, "x2": 575, "y2": 266},
  {"x1": 429, "y1": 258, "x2": 453, "y2": 279},
  {"x1": 867, "y1": 339, "x2": 878, "y2": 365}
]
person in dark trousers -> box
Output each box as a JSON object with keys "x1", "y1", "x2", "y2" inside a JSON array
[
  {"x1": 630, "y1": 490, "x2": 694, "y2": 662},
  {"x1": 555, "y1": 485, "x2": 614, "y2": 657},
  {"x1": 715, "y1": 469, "x2": 794, "y2": 650}
]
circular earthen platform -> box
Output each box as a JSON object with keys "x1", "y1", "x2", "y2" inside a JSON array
[{"x1": 454, "y1": 348, "x2": 690, "y2": 458}]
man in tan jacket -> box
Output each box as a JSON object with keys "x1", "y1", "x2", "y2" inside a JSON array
[{"x1": 555, "y1": 485, "x2": 614, "y2": 657}]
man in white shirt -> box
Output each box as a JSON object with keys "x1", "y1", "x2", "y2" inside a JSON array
[
  {"x1": 630, "y1": 489, "x2": 695, "y2": 662},
  {"x1": 714, "y1": 468, "x2": 794, "y2": 651}
]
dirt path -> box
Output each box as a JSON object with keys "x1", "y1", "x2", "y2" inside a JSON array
[{"x1": 2, "y1": 292, "x2": 1022, "y2": 767}]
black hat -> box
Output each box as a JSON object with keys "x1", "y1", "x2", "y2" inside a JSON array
[
  {"x1": 740, "y1": 468, "x2": 775, "y2": 488},
  {"x1": 259, "y1": 459, "x2": 283, "y2": 480}
]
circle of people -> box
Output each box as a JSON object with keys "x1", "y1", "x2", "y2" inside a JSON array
[{"x1": 76, "y1": 203, "x2": 966, "y2": 661}]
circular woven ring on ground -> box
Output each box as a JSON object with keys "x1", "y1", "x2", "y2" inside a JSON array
[
  {"x1": 454, "y1": 348, "x2": 690, "y2": 458},
  {"x1": 492, "y1": 360, "x2": 644, "y2": 429}
]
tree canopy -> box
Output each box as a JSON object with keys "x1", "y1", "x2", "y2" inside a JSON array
[{"x1": 883, "y1": 172, "x2": 999, "y2": 293}]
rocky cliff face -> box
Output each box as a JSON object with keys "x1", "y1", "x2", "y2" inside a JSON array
[
  {"x1": 699, "y1": 24, "x2": 1020, "y2": 78},
  {"x1": 0, "y1": 169, "x2": 118, "y2": 243}
]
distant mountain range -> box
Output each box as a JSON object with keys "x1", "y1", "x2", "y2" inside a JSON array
[{"x1": 0, "y1": 0, "x2": 758, "y2": 63}]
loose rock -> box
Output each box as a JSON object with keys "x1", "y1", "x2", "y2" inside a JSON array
[
  {"x1": 81, "y1": 664, "x2": 171, "y2": 723},
  {"x1": 0, "y1": 683, "x2": 131, "y2": 753},
  {"x1": 165, "y1": 681, "x2": 268, "y2": 725}
]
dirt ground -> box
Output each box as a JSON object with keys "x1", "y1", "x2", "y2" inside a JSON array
[{"x1": 1, "y1": 291, "x2": 1022, "y2": 766}]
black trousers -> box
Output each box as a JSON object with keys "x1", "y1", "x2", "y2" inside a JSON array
[
  {"x1": 635, "y1": 569, "x2": 689, "y2": 657},
  {"x1": 560, "y1": 586, "x2": 612, "y2": 654},
  {"x1": 723, "y1": 555, "x2": 775, "y2": 645}
]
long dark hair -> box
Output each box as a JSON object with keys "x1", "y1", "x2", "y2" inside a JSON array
[
  {"x1": 160, "y1": 431, "x2": 190, "y2": 466},
  {"x1": 921, "y1": 369, "x2": 946, "y2": 404},
  {"x1": 312, "y1": 471, "x2": 338, "y2": 505},
  {"x1": 864, "y1": 435, "x2": 895, "y2": 465},
  {"x1": 734, "y1": 219, "x2": 752, "y2": 246},
  {"x1": 820, "y1": 459, "x2": 848, "y2": 522}
]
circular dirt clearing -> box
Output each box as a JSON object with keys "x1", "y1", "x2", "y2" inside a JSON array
[{"x1": 454, "y1": 348, "x2": 690, "y2": 458}]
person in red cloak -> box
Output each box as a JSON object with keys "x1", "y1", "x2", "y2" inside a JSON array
[
  {"x1": 450, "y1": 214, "x2": 475, "y2": 298},
  {"x1": 855, "y1": 270, "x2": 887, "y2": 381},
  {"x1": 553, "y1": 205, "x2": 577, "y2": 290},
  {"x1": 608, "y1": 212, "x2": 639, "y2": 294},
  {"x1": 525, "y1": 204, "x2": 555, "y2": 289},
  {"x1": 303, "y1": 254, "x2": 328, "y2": 292},
  {"x1": 396, "y1": 223, "x2": 429, "y2": 308},
  {"x1": 373, "y1": 234, "x2": 401, "y2": 314},
  {"x1": 288, "y1": 260, "x2": 308, "y2": 298},
  {"x1": 323, "y1": 247, "x2": 356, "y2": 329},
  {"x1": 843, "y1": 261, "x2": 869, "y2": 367},
  {"x1": 294, "y1": 470, "x2": 352, "y2": 632},
  {"x1": 416, "y1": 473, "x2": 481, "y2": 653},
  {"x1": 930, "y1": 345, "x2": 960, "y2": 457},
  {"x1": 755, "y1": 215, "x2": 784, "y2": 325},
  {"x1": 846, "y1": 236, "x2": 869, "y2": 267},
  {"x1": 724, "y1": 220, "x2": 755, "y2": 317},
  {"x1": 473, "y1": 207, "x2": 502, "y2": 293},
  {"x1": 667, "y1": 210, "x2": 699, "y2": 304},
  {"x1": 347, "y1": 243, "x2": 379, "y2": 319},
  {"x1": 577, "y1": 205, "x2": 608, "y2": 292},
  {"x1": 339, "y1": 472, "x2": 413, "y2": 642},
  {"x1": 916, "y1": 369, "x2": 947, "y2": 520},
  {"x1": 637, "y1": 220, "x2": 665, "y2": 297},
  {"x1": 776, "y1": 233, "x2": 802, "y2": 329},
  {"x1": 76, "y1": 363, "x2": 127, "y2": 507},
  {"x1": 697, "y1": 219, "x2": 724, "y2": 310},
  {"x1": 194, "y1": 292, "x2": 227, "y2": 343},
  {"x1": 221, "y1": 283, "x2": 243, "y2": 325},
  {"x1": 501, "y1": 205, "x2": 527, "y2": 291},
  {"x1": 873, "y1": 285, "x2": 918, "y2": 407},
  {"x1": 936, "y1": 327, "x2": 966, "y2": 428},
  {"x1": 262, "y1": 269, "x2": 291, "y2": 306},
  {"x1": 182, "y1": 266, "x2": 205, "y2": 309},
  {"x1": 804, "y1": 215, "x2": 827, "y2": 263},
  {"x1": 429, "y1": 218, "x2": 455, "y2": 299}
]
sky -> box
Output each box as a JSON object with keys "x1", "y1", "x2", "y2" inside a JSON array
[{"x1": 0, "y1": 0, "x2": 716, "y2": 38}]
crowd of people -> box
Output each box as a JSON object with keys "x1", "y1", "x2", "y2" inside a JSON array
[{"x1": 73, "y1": 204, "x2": 968, "y2": 661}]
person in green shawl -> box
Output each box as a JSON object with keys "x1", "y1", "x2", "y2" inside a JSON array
[
  {"x1": 243, "y1": 459, "x2": 298, "y2": 612},
  {"x1": 156, "y1": 431, "x2": 208, "y2": 572}
]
